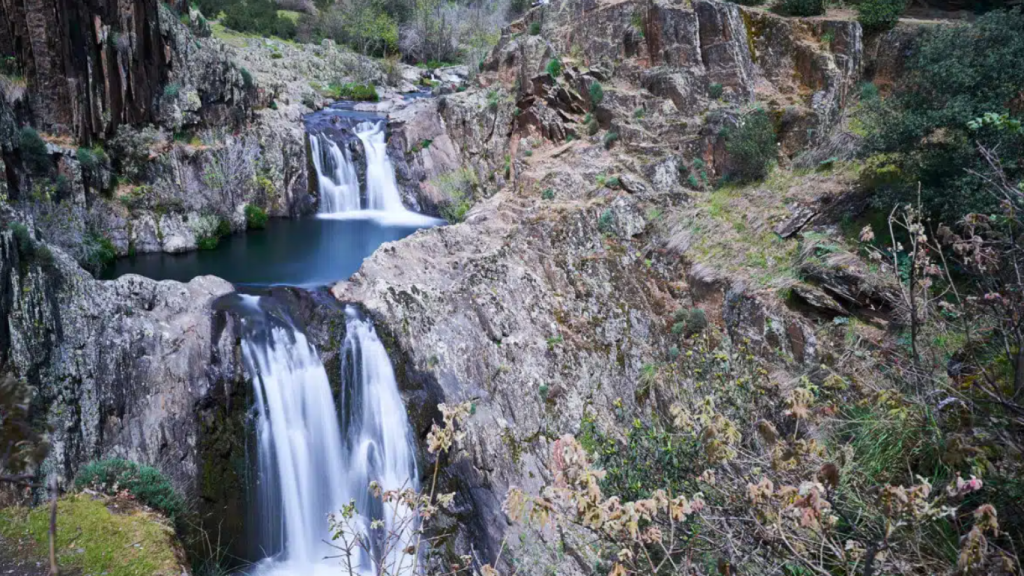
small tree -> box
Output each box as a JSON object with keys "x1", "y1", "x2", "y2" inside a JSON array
[
  {"x1": 857, "y1": 0, "x2": 906, "y2": 31},
  {"x1": 724, "y1": 107, "x2": 776, "y2": 182}
]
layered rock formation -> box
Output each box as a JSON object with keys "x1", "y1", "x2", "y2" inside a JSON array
[
  {"x1": 0, "y1": 207, "x2": 243, "y2": 491},
  {"x1": 324, "y1": 0, "x2": 911, "y2": 569}
]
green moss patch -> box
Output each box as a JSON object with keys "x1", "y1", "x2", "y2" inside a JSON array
[{"x1": 0, "y1": 494, "x2": 186, "y2": 576}]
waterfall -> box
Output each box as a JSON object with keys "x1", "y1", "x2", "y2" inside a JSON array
[
  {"x1": 354, "y1": 121, "x2": 407, "y2": 213},
  {"x1": 308, "y1": 121, "x2": 405, "y2": 216},
  {"x1": 237, "y1": 296, "x2": 419, "y2": 576},
  {"x1": 310, "y1": 133, "x2": 361, "y2": 214},
  {"x1": 338, "y1": 306, "x2": 420, "y2": 574}
]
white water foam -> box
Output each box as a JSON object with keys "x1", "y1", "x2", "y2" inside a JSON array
[
  {"x1": 242, "y1": 300, "x2": 419, "y2": 576},
  {"x1": 310, "y1": 133, "x2": 362, "y2": 214}
]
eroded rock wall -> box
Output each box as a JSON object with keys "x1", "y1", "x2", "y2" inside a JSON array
[{"x1": 0, "y1": 207, "x2": 245, "y2": 493}]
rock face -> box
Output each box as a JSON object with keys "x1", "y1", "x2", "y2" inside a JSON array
[
  {"x1": 333, "y1": 187, "x2": 679, "y2": 567},
  {"x1": 0, "y1": 208, "x2": 244, "y2": 493},
  {"x1": 0, "y1": 0, "x2": 250, "y2": 143},
  {"x1": 0, "y1": 2, "x2": 399, "y2": 257}
]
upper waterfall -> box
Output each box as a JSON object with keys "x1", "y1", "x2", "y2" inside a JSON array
[
  {"x1": 354, "y1": 121, "x2": 407, "y2": 213},
  {"x1": 310, "y1": 132, "x2": 361, "y2": 214},
  {"x1": 308, "y1": 118, "x2": 440, "y2": 227}
]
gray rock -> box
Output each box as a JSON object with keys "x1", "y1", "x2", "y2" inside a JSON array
[{"x1": 0, "y1": 210, "x2": 244, "y2": 494}]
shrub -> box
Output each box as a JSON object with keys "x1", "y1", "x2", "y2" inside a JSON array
[
  {"x1": 163, "y1": 82, "x2": 180, "y2": 98},
  {"x1": 81, "y1": 233, "x2": 117, "y2": 272},
  {"x1": 545, "y1": 57, "x2": 562, "y2": 78},
  {"x1": 682, "y1": 308, "x2": 708, "y2": 336},
  {"x1": 598, "y1": 209, "x2": 614, "y2": 233},
  {"x1": 579, "y1": 416, "x2": 700, "y2": 501},
  {"x1": 334, "y1": 82, "x2": 378, "y2": 102},
  {"x1": 724, "y1": 107, "x2": 776, "y2": 182},
  {"x1": 603, "y1": 131, "x2": 619, "y2": 149},
  {"x1": 76, "y1": 147, "x2": 107, "y2": 172},
  {"x1": 245, "y1": 204, "x2": 268, "y2": 229},
  {"x1": 861, "y1": 8, "x2": 1024, "y2": 220},
  {"x1": 778, "y1": 0, "x2": 824, "y2": 16},
  {"x1": 859, "y1": 81, "x2": 879, "y2": 102},
  {"x1": 708, "y1": 82, "x2": 724, "y2": 99},
  {"x1": 433, "y1": 168, "x2": 478, "y2": 223},
  {"x1": 222, "y1": 0, "x2": 296, "y2": 39},
  {"x1": 529, "y1": 21, "x2": 541, "y2": 35},
  {"x1": 197, "y1": 235, "x2": 220, "y2": 250},
  {"x1": 240, "y1": 67, "x2": 254, "y2": 90},
  {"x1": 588, "y1": 81, "x2": 604, "y2": 109},
  {"x1": 18, "y1": 127, "x2": 50, "y2": 173},
  {"x1": 10, "y1": 222, "x2": 35, "y2": 257},
  {"x1": 74, "y1": 459, "x2": 186, "y2": 521},
  {"x1": 857, "y1": 0, "x2": 905, "y2": 31},
  {"x1": 541, "y1": 188, "x2": 554, "y2": 200}
]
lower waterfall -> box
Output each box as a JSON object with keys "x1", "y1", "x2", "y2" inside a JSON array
[{"x1": 237, "y1": 296, "x2": 419, "y2": 576}]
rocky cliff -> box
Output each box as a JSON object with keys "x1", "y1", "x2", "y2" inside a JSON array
[
  {"x1": 0, "y1": 207, "x2": 243, "y2": 490},
  {"x1": 327, "y1": 0, "x2": 918, "y2": 570},
  {"x1": 0, "y1": 1, "x2": 403, "y2": 260}
]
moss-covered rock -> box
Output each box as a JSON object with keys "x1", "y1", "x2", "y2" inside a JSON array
[{"x1": 0, "y1": 494, "x2": 189, "y2": 576}]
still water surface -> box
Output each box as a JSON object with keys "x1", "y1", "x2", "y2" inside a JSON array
[{"x1": 101, "y1": 214, "x2": 437, "y2": 287}]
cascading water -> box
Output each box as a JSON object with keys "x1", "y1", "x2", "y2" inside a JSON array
[
  {"x1": 354, "y1": 121, "x2": 407, "y2": 213},
  {"x1": 338, "y1": 307, "x2": 420, "y2": 574},
  {"x1": 310, "y1": 133, "x2": 361, "y2": 214},
  {"x1": 237, "y1": 296, "x2": 420, "y2": 576}
]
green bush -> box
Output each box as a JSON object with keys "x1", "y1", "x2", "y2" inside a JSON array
[
  {"x1": 545, "y1": 57, "x2": 562, "y2": 78},
  {"x1": 9, "y1": 222, "x2": 34, "y2": 258},
  {"x1": 778, "y1": 0, "x2": 824, "y2": 16},
  {"x1": 197, "y1": 235, "x2": 220, "y2": 250},
  {"x1": 240, "y1": 67, "x2": 254, "y2": 90},
  {"x1": 222, "y1": 0, "x2": 296, "y2": 39},
  {"x1": 674, "y1": 307, "x2": 707, "y2": 337},
  {"x1": 541, "y1": 188, "x2": 555, "y2": 200},
  {"x1": 857, "y1": 0, "x2": 905, "y2": 31},
  {"x1": 603, "y1": 131, "x2": 619, "y2": 149},
  {"x1": 529, "y1": 21, "x2": 541, "y2": 35},
  {"x1": 163, "y1": 82, "x2": 180, "y2": 98},
  {"x1": 708, "y1": 82, "x2": 724, "y2": 99},
  {"x1": 859, "y1": 81, "x2": 879, "y2": 102},
  {"x1": 328, "y1": 82, "x2": 379, "y2": 102},
  {"x1": 18, "y1": 127, "x2": 50, "y2": 173},
  {"x1": 579, "y1": 416, "x2": 700, "y2": 501},
  {"x1": 724, "y1": 107, "x2": 776, "y2": 182},
  {"x1": 588, "y1": 81, "x2": 604, "y2": 109},
  {"x1": 76, "y1": 147, "x2": 107, "y2": 172},
  {"x1": 74, "y1": 459, "x2": 185, "y2": 521},
  {"x1": 861, "y1": 8, "x2": 1024, "y2": 220},
  {"x1": 245, "y1": 204, "x2": 268, "y2": 229},
  {"x1": 81, "y1": 233, "x2": 117, "y2": 272}
]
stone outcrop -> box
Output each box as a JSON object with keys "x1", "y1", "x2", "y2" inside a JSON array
[
  {"x1": 0, "y1": 208, "x2": 244, "y2": 494},
  {"x1": 333, "y1": 183, "x2": 680, "y2": 566},
  {"x1": 0, "y1": 0, "x2": 252, "y2": 143}
]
